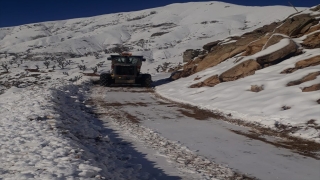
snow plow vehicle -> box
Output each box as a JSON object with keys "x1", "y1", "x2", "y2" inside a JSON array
[{"x1": 100, "y1": 52, "x2": 152, "y2": 87}]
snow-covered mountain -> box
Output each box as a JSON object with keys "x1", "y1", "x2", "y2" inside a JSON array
[
  {"x1": 1, "y1": 1, "x2": 318, "y2": 139},
  {"x1": 0, "y1": 2, "x2": 304, "y2": 63},
  {"x1": 1, "y1": 1, "x2": 320, "y2": 179}
]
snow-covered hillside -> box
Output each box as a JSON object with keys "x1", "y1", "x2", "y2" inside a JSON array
[
  {"x1": 0, "y1": 2, "x2": 305, "y2": 74},
  {"x1": 1, "y1": 1, "x2": 319, "y2": 179}
]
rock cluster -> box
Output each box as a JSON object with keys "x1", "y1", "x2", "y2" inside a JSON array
[{"x1": 172, "y1": 9, "x2": 320, "y2": 90}]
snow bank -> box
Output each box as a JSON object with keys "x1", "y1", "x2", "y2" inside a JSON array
[{"x1": 0, "y1": 81, "x2": 154, "y2": 179}]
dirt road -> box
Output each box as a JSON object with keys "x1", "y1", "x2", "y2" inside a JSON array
[{"x1": 88, "y1": 85, "x2": 320, "y2": 180}]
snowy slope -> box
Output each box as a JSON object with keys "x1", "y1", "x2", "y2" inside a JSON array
[
  {"x1": 156, "y1": 6, "x2": 320, "y2": 142},
  {"x1": 0, "y1": 1, "x2": 318, "y2": 179},
  {"x1": 0, "y1": 2, "x2": 305, "y2": 74}
]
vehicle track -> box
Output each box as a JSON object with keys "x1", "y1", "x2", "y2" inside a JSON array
[{"x1": 88, "y1": 85, "x2": 320, "y2": 180}]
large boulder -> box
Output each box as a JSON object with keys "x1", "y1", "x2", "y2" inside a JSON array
[
  {"x1": 241, "y1": 35, "x2": 271, "y2": 56},
  {"x1": 256, "y1": 39, "x2": 298, "y2": 66},
  {"x1": 219, "y1": 60, "x2": 262, "y2": 82},
  {"x1": 263, "y1": 34, "x2": 286, "y2": 49},
  {"x1": 275, "y1": 14, "x2": 316, "y2": 37},
  {"x1": 301, "y1": 31, "x2": 320, "y2": 49},
  {"x1": 241, "y1": 34, "x2": 289, "y2": 57},
  {"x1": 189, "y1": 75, "x2": 220, "y2": 88}
]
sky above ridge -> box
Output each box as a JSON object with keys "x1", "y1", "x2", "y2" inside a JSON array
[{"x1": 0, "y1": 0, "x2": 318, "y2": 27}]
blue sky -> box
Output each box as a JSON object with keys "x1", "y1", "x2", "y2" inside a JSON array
[{"x1": 0, "y1": 0, "x2": 318, "y2": 27}]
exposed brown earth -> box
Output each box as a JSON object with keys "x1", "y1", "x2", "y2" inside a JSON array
[
  {"x1": 287, "y1": 71, "x2": 320, "y2": 86},
  {"x1": 230, "y1": 129, "x2": 320, "y2": 160},
  {"x1": 302, "y1": 83, "x2": 320, "y2": 92},
  {"x1": 281, "y1": 55, "x2": 320, "y2": 74}
]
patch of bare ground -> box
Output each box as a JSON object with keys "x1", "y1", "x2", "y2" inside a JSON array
[
  {"x1": 287, "y1": 71, "x2": 320, "y2": 86},
  {"x1": 154, "y1": 92, "x2": 320, "y2": 159},
  {"x1": 230, "y1": 129, "x2": 320, "y2": 159},
  {"x1": 177, "y1": 109, "x2": 212, "y2": 120},
  {"x1": 317, "y1": 99, "x2": 320, "y2": 104},
  {"x1": 106, "y1": 87, "x2": 154, "y2": 93},
  {"x1": 302, "y1": 83, "x2": 320, "y2": 92},
  {"x1": 86, "y1": 99, "x2": 140, "y2": 123}
]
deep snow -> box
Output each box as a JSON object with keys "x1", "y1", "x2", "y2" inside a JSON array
[{"x1": 0, "y1": 1, "x2": 319, "y2": 179}]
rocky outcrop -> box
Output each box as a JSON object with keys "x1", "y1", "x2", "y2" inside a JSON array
[
  {"x1": 274, "y1": 14, "x2": 317, "y2": 37},
  {"x1": 301, "y1": 31, "x2": 320, "y2": 49},
  {"x1": 281, "y1": 55, "x2": 320, "y2": 74},
  {"x1": 310, "y1": 4, "x2": 320, "y2": 11},
  {"x1": 219, "y1": 60, "x2": 261, "y2": 82},
  {"x1": 302, "y1": 83, "x2": 320, "y2": 92},
  {"x1": 287, "y1": 71, "x2": 320, "y2": 86},
  {"x1": 263, "y1": 34, "x2": 286, "y2": 49},
  {"x1": 189, "y1": 75, "x2": 220, "y2": 88},
  {"x1": 305, "y1": 24, "x2": 320, "y2": 34},
  {"x1": 172, "y1": 10, "x2": 319, "y2": 87},
  {"x1": 202, "y1": 40, "x2": 221, "y2": 51},
  {"x1": 180, "y1": 22, "x2": 281, "y2": 77},
  {"x1": 196, "y1": 41, "x2": 246, "y2": 72},
  {"x1": 183, "y1": 49, "x2": 205, "y2": 62},
  {"x1": 256, "y1": 39, "x2": 298, "y2": 67},
  {"x1": 241, "y1": 35, "x2": 270, "y2": 56},
  {"x1": 241, "y1": 34, "x2": 288, "y2": 57}
]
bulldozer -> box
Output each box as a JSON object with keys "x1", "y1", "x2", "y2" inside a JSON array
[{"x1": 100, "y1": 52, "x2": 152, "y2": 87}]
